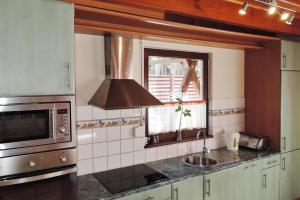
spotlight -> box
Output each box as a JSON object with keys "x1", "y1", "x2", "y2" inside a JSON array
[
  {"x1": 267, "y1": 0, "x2": 277, "y2": 15},
  {"x1": 280, "y1": 12, "x2": 290, "y2": 21},
  {"x1": 239, "y1": 0, "x2": 249, "y2": 15},
  {"x1": 285, "y1": 14, "x2": 295, "y2": 25}
]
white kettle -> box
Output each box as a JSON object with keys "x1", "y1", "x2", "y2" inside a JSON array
[{"x1": 226, "y1": 132, "x2": 240, "y2": 151}]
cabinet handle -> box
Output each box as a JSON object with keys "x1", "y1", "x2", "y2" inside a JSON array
[
  {"x1": 282, "y1": 157, "x2": 286, "y2": 171},
  {"x1": 263, "y1": 174, "x2": 267, "y2": 189},
  {"x1": 66, "y1": 63, "x2": 71, "y2": 89},
  {"x1": 282, "y1": 137, "x2": 286, "y2": 151},
  {"x1": 144, "y1": 197, "x2": 154, "y2": 200},
  {"x1": 283, "y1": 53, "x2": 287, "y2": 68},
  {"x1": 244, "y1": 163, "x2": 256, "y2": 170},
  {"x1": 205, "y1": 179, "x2": 211, "y2": 197},
  {"x1": 173, "y1": 188, "x2": 178, "y2": 200}
]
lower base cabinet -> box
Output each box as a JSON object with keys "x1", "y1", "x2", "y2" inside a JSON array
[
  {"x1": 261, "y1": 165, "x2": 280, "y2": 200},
  {"x1": 171, "y1": 175, "x2": 203, "y2": 200},
  {"x1": 204, "y1": 166, "x2": 239, "y2": 200},
  {"x1": 116, "y1": 185, "x2": 172, "y2": 200},
  {"x1": 280, "y1": 149, "x2": 300, "y2": 200},
  {"x1": 237, "y1": 160, "x2": 261, "y2": 200}
]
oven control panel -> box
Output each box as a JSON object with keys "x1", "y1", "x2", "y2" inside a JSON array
[
  {"x1": 55, "y1": 106, "x2": 71, "y2": 142},
  {"x1": 0, "y1": 148, "x2": 76, "y2": 179}
]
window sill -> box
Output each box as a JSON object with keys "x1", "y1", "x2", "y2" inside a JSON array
[{"x1": 145, "y1": 129, "x2": 213, "y2": 148}]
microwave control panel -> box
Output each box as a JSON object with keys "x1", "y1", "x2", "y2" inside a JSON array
[{"x1": 55, "y1": 106, "x2": 71, "y2": 142}]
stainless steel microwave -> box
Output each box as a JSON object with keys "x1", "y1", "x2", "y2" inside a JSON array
[{"x1": 0, "y1": 96, "x2": 76, "y2": 158}]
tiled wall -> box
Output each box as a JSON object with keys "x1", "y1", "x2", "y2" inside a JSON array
[{"x1": 76, "y1": 98, "x2": 245, "y2": 176}]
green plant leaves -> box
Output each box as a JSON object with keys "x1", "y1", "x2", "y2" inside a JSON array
[
  {"x1": 176, "y1": 97, "x2": 182, "y2": 103},
  {"x1": 175, "y1": 96, "x2": 191, "y2": 117},
  {"x1": 175, "y1": 105, "x2": 182, "y2": 112},
  {"x1": 183, "y1": 109, "x2": 191, "y2": 117}
]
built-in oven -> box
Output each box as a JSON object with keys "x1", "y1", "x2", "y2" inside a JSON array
[{"x1": 0, "y1": 96, "x2": 76, "y2": 186}]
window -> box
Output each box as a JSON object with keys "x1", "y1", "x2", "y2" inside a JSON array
[{"x1": 144, "y1": 48, "x2": 208, "y2": 138}]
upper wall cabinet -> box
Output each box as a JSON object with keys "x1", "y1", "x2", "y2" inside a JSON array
[
  {"x1": 0, "y1": 0, "x2": 74, "y2": 96},
  {"x1": 281, "y1": 40, "x2": 300, "y2": 71}
]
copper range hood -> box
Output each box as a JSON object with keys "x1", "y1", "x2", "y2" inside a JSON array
[{"x1": 88, "y1": 34, "x2": 163, "y2": 110}]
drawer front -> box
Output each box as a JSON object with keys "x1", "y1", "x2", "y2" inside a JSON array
[
  {"x1": 116, "y1": 185, "x2": 171, "y2": 200},
  {"x1": 261, "y1": 155, "x2": 280, "y2": 169}
]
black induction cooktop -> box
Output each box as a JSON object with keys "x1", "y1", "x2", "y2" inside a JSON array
[{"x1": 93, "y1": 164, "x2": 169, "y2": 194}]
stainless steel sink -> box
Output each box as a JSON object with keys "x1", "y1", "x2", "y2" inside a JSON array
[{"x1": 183, "y1": 155, "x2": 218, "y2": 168}]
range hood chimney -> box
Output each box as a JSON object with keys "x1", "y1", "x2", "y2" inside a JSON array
[{"x1": 88, "y1": 34, "x2": 163, "y2": 110}]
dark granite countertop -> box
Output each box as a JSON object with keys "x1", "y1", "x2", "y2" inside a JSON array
[
  {"x1": 77, "y1": 148, "x2": 280, "y2": 200},
  {"x1": 0, "y1": 148, "x2": 279, "y2": 200}
]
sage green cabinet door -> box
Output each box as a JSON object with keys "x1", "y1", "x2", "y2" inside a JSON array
[
  {"x1": 204, "y1": 167, "x2": 238, "y2": 200},
  {"x1": 261, "y1": 166, "x2": 280, "y2": 200},
  {"x1": 237, "y1": 160, "x2": 261, "y2": 200},
  {"x1": 0, "y1": 0, "x2": 74, "y2": 96},
  {"x1": 172, "y1": 175, "x2": 203, "y2": 200},
  {"x1": 281, "y1": 71, "x2": 300, "y2": 152},
  {"x1": 280, "y1": 150, "x2": 300, "y2": 200},
  {"x1": 116, "y1": 185, "x2": 172, "y2": 200},
  {"x1": 281, "y1": 40, "x2": 300, "y2": 70}
]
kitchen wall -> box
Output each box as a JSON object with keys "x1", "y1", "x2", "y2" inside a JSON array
[{"x1": 75, "y1": 34, "x2": 245, "y2": 176}]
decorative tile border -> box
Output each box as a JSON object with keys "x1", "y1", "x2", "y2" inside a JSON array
[
  {"x1": 208, "y1": 108, "x2": 245, "y2": 116},
  {"x1": 77, "y1": 108, "x2": 245, "y2": 130},
  {"x1": 77, "y1": 117, "x2": 144, "y2": 130}
]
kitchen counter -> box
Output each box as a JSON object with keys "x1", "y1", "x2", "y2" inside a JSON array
[
  {"x1": 0, "y1": 148, "x2": 280, "y2": 200},
  {"x1": 77, "y1": 148, "x2": 280, "y2": 200}
]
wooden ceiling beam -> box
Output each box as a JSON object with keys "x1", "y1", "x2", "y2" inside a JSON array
[
  {"x1": 78, "y1": 0, "x2": 300, "y2": 35},
  {"x1": 64, "y1": 0, "x2": 164, "y2": 19},
  {"x1": 74, "y1": 5, "x2": 280, "y2": 49}
]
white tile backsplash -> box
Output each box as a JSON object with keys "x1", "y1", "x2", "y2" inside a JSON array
[
  {"x1": 121, "y1": 139, "x2": 134, "y2": 153},
  {"x1": 121, "y1": 109, "x2": 134, "y2": 118},
  {"x1": 108, "y1": 155, "x2": 121, "y2": 169},
  {"x1": 94, "y1": 157, "x2": 107, "y2": 173},
  {"x1": 209, "y1": 98, "x2": 245, "y2": 110},
  {"x1": 78, "y1": 144, "x2": 93, "y2": 160},
  {"x1": 106, "y1": 110, "x2": 121, "y2": 119},
  {"x1": 77, "y1": 129, "x2": 93, "y2": 145},
  {"x1": 134, "y1": 150, "x2": 145, "y2": 165},
  {"x1": 77, "y1": 159, "x2": 93, "y2": 176},
  {"x1": 177, "y1": 143, "x2": 188, "y2": 156},
  {"x1": 187, "y1": 141, "x2": 197, "y2": 154},
  {"x1": 134, "y1": 137, "x2": 146, "y2": 151},
  {"x1": 121, "y1": 152, "x2": 134, "y2": 167},
  {"x1": 156, "y1": 146, "x2": 168, "y2": 160},
  {"x1": 108, "y1": 141, "x2": 121, "y2": 155},
  {"x1": 167, "y1": 144, "x2": 178, "y2": 158},
  {"x1": 76, "y1": 106, "x2": 92, "y2": 121},
  {"x1": 92, "y1": 106, "x2": 106, "y2": 120},
  {"x1": 93, "y1": 142, "x2": 107, "y2": 158},
  {"x1": 76, "y1": 98, "x2": 245, "y2": 176},
  {"x1": 107, "y1": 127, "x2": 121, "y2": 141},
  {"x1": 93, "y1": 156, "x2": 107, "y2": 173},
  {"x1": 121, "y1": 125, "x2": 134, "y2": 139},
  {"x1": 93, "y1": 128, "x2": 107, "y2": 143},
  {"x1": 145, "y1": 148, "x2": 157, "y2": 162}
]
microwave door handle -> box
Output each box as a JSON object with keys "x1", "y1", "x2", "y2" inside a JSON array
[{"x1": 50, "y1": 108, "x2": 56, "y2": 142}]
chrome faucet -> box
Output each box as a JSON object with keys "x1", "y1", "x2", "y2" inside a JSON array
[{"x1": 197, "y1": 130, "x2": 210, "y2": 157}]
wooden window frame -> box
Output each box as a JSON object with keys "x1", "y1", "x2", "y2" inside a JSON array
[{"x1": 144, "y1": 48, "x2": 209, "y2": 147}]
